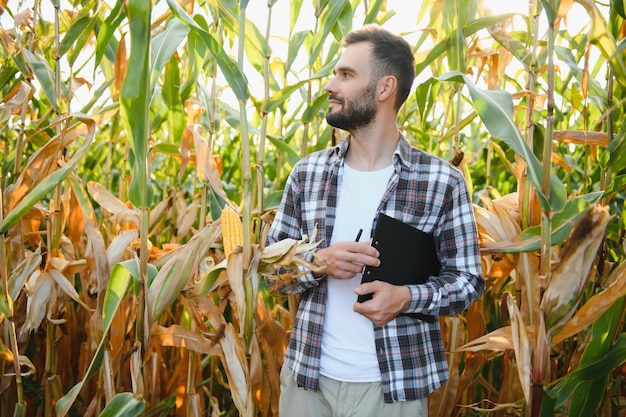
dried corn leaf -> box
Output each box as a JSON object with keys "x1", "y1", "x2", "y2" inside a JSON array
[
  {"x1": 151, "y1": 324, "x2": 221, "y2": 355},
  {"x1": 542, "y1": 205, "x2": 611, "y2": 338},
  {"x1": 459, "y1": 326, "x2": 516, "y2": 352},
  {"x1": 1, "y1": 354, "x2": 36, "y2": 377},
  {"x1": 176, "y1": 201, "x2": 199, "y2": 239},
  {"x1": 48, "y1": 267, "x2": 90, "y2": 310},
  {"x1": 5, "y1": 132, "x2": 74, "y2": 211},
  {"x1": 8, "y1": 249, "x2": 42, "y2": 301},
  {"x1": 148, "y1": 222, "x2": 221, "y2": 321},
  {"x1": 21, "y1": 271, "x2": 57, "y2": 336},
  {"x1": 88, "y1": 181, "x2": 139, "y2": 228},
  {"x1": 190, "y1": 125, "x2": 228, "y2": 201},
  {"x1": 507, "y1": 294, "x2": 531, "y2": 405},
  {"x1": 249, "y1": 336, "x2": 266, "y2": 413},
  {"x1": 553, "y1": 131, "x2": 609, "y2": 147},
  {"x1": 220, "y1": 323, "x2": 250, "y2": 416},
  {"x1": 130, "y1": 349, "x2": 144, "y2": 396},
  {"x1": 106, "y1": 229, "x2": 139, "y2": 269},
  {"x1": 552, "y1": 261, "x2": 626, "y2": 345},
  {"x1": 0, "y1": 81, "x2": 32, "y2": 121},
  {"x1": 226, "y1": 250, "x2": 246, "y2": 327}
]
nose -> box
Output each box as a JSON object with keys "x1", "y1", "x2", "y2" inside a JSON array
[{"x1": 324, "y1": 75, "x2": 337, "y2": 93}]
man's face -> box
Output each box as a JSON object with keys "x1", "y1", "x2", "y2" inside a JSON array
[
  {"x1": 325, "y1": 42, "x2": 378, "y2": 132},
  {"x1": 326, "y1": 80, "x2": 377, "y2": 131}
]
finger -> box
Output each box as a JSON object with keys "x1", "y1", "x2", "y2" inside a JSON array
[{"x1": 353, "y1": 241, "x2": 379, "y2": 257}]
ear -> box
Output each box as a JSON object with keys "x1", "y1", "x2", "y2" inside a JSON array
[{"x1": 378, "y1": 76, "x2": 397, "y2": 102}]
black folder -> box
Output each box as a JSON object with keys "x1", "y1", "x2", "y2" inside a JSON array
[{"x1": 358, "y1": 213, "x2": 441, "y2": 321}]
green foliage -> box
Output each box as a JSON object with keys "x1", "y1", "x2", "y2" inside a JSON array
[{"x1": 1, "y1": 1, "x2": 625, "y2": 416}]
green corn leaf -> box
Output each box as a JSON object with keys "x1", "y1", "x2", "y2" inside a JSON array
[
  {"x1": 98, "y1": 393, "x2": 146, "y2": 417},
  {"x1": 166, "y1": 0, "x2": 250, "y2": 102},
  {"x1": 437, "y1": 71, "x2": 567, "y2": 212},
  {"x1": 614, "y1": 0, "x2": 626, "y2": 19},
  {"x1": 21, "y1": 49, "x2": 58, "y2": 111},
  {"x1": 120, "y1": 0, "x2": 152, "y2": 209},
  {"x1": 68, "y1": 9, "x2": 100, "y2": 67},
  {"x1": 263, "y1": 66, "x2": 332, "y2": 114},
  {"x1": 567, "y1": 295, "x2": 625, "y2": 416},
  {"x1": 95, "y1": 0, "x2": 124, "y2": 67},
  {"x1": 364, "y1": 0, "x2": 385, "y2": 24},
  {"x1": 56, "y1": 260, "x2": 135, "y2": 416},
  {"x1": 0, "y1": 284, "x2": 11, "y2": 318},
  {"x1": 287, "y1": 31, "x2": 311, "y2": 74},
  {"x1": 302, "y1": 93, "x2": 329, "y2": 123},
  {"x1": 151, "y1": 19, "x2": 190, "y2": 92},
  {"x1": 266, "y1": 135, "x2": 300, "y2": 168},
  {"x1": 289, "y1": 0, "x2": 304, "y2": 33},
  {"x1": 442, "y1": 0, "x2": 470, "y2": 72},
  {"x1": 416, "y1": 13, "x2": 517, "y2": 76},
  {"x1": 540, "y1": 0, "x2": 561, "y2": 23},
  {"x1": 547, "y1": 324, "x2": 626, "y2": 409},
  {"x1": 311, "y1": 0, "x2": 351, "y2": 64},
  {"x1": 59, "y1": 11, "x2": 92, "y2": 59},
  {"x1": 582, "y1": 0, "x2": 626, "y2": 86},
  {"x1": 163, "y1": 57, "x2": 185, "y2": 143}
]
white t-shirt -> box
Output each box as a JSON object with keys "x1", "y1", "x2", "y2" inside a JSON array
[{"x1": 319, "y1": 162, "x2": 394, "y2": 382}]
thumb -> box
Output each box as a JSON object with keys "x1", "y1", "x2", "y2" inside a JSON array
[{"x1": 355, "y1": 280, "x2": 378, "y2": 297}]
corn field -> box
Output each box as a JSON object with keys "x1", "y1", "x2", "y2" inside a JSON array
[{"x1": 1, "y1": 0, "x2": 625, "y2": 416}]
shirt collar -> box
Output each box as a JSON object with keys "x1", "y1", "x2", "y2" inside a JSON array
[{"x1": 331, "y1": 132, "x2": 412, "y2": 172}]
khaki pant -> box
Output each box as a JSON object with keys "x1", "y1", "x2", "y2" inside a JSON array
[{"x1": 279, "y1": 366, "x2": 428, "y2": 417}]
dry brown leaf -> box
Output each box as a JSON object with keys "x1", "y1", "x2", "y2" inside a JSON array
[
  {"x1": 88, "y1": 181, "x2": 139, "y2": 229},
  {"x1": 130, "y1": 348, "x2": 144, "y2": 396},
  {"x1": 114, "y1": 33, "x2": 127, "y2": 100},
  {"x1": 226, "y1": 250, "x2": 246, "y2": 328},
  {"x1": 7, "y1": 249, "x2": 42, "y2": 301},
  {"x1": 552, "y1": 261, "x2": 626, "y2": 344},
  {"x1": 542, "y1": 205, "x2": 611, "y2": 338},
  {"x1": 0, "y1": 81, "x2": 32, "y2": 117},
  {"x1": 21, "y1": 270, "x2": 58, "y2": 336},
  {"x1": 507, "y1": 294, "x2": 531, "y2": 406},
  {"x1": 65, "y1": 187, "x2": 85, "y2": 248},
  {"x1": 459, "y1": 326, "x2": 515, "y2": 352},
  {"x1": 176, "y1": 201, "x2": 199, "y2": 239},
  {"x1": 516, "y1": 252, "x2": 541, "y2": 324},
  {"x1": 48, "y1": 266, "x2": 90, "y2": 310},
  {"x1": 249, "y1": 336, "x2": 267, "y2": 415},
  {"x1": 553, "y1": 130, "x2": 609, "y2": 147},
  {"x1": 152, "y1": 324, "x2": 221, "y2": 355},
  {"x1": 106, "y1": 229, "x2": 138, "y2": 269},
  {"x1": 220, "y1": 324, "x2": 250, "y2": 416},
  {"x1": 5, "y1": 131, "x2": 74, "y2": 211}
]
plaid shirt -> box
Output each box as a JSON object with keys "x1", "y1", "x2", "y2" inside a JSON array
[{"x1": 267, "y1": 134, "x2": 484, "y2": 403}]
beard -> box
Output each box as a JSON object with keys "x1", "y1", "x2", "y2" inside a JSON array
[{"x1": 326, "y1": 82, "x2": 377, "y2": 131}]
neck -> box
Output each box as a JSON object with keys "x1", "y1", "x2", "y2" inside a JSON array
[{"x1": 345, "y1": 122, "x2": 400, "y2": 171}]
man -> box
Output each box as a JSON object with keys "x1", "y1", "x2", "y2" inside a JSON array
[{"x1": 267, "y1": 25, "x2": 485, "y2": 416}]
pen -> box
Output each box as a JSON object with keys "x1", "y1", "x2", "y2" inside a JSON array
[{"x1": 355, "y1": 228, "x2": 363, "y2": 242}]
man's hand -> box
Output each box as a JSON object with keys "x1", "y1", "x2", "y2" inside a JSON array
[
  {"x1": 313, "y1": 241, "x2": 380, "y2": 279},
  {"x1": 353, "y1": 282, "x2": 411, "y2": 326}
]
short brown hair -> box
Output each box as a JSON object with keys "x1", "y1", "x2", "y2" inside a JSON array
[{"x1": 343, "y1": 25, "x2": 415, "y2": 111}]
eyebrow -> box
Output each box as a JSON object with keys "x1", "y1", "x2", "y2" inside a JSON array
[{"x1": 334, "y1": 65, "x2": 357, "y2": 75}]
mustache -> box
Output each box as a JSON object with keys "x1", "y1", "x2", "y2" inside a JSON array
[{"x1": 328, "y1": 94, "x2": 344, "y2": 104}]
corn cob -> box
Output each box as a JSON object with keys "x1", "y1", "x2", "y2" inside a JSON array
[{"x1": 221, "y1": 205, "x2": 243, "y2": 258}]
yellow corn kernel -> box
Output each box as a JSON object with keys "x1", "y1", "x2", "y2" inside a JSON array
[{"x1": 221, "y1": 205, "x2": 243, "y2": 258}]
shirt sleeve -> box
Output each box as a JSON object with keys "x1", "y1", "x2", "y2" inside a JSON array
[
  {"x1": 266, "y1": 163, "x2": 325, "y2": 294},
  {"x1": 405, "y1": 175, "x2": 485, "y2": 316}
]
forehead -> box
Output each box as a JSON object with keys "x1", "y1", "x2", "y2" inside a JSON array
[{"x1": 335, "y1": 42, "x2": 373, "y2": 75}]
